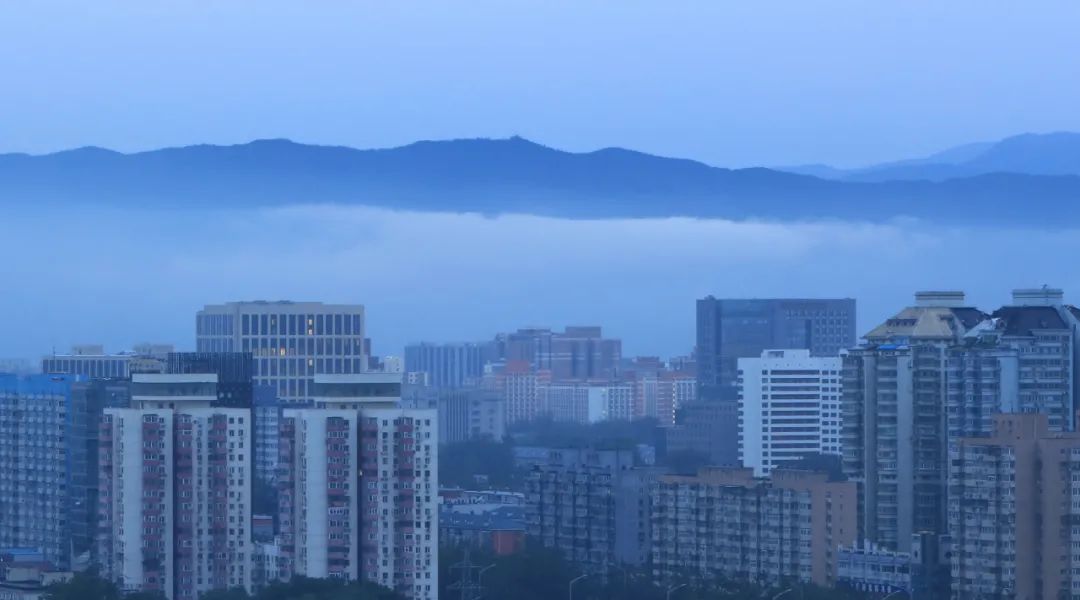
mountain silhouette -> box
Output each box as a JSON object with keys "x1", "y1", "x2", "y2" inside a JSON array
[
  {"x1": 2, "y1": 136, "x2": 1079, "y2": 225},
  {"x1": 783, "y1": 132, "x2": 1080, "y2": 182}
]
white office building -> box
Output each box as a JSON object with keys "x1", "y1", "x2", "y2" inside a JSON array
[
  {"x1": 737, "y1": 349, "x2": 842, "y2": 476},
  {"x1": 196, "y1": 301, "x2": 367, "y2": 404}
]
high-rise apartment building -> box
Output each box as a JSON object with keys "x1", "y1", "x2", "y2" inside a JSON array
[
  {"x1": 0, "y1": 374, "x2": 106, "y2": 569},
  {"x1": 489, "y1": 327, "x2": 622, "y2": 380},
  {"x1": 523, "y1": 448, "x2": 654, "y2": 575},
  {"x1": 497, "y1": 361, "x2": 550, "y2": 425},
  {"x1": 696, "y1": 297, "x2": 856, "y2": 401},
  {"x1": 841, "y1": 291, "x2": 987, "y2": 551},
  {"x1": 948, "y1": 413, "x2": 1080, "y2": 600},
  {"x1": 97, "y1": 374, "x2": 253, "y2": 600},
  {"x1": 946, "y1": 288, "x2": 1080, "y2": 439},
  {"x1": 627, "y1": 365, "x2": 696, "y2": 426},
  {"x1": 650, "y1": 468, "x2": 856, "y2": 587},
  {"x1": 277, "y1": 374, "x2": 438, "y2": 600},
  {"x1": 540, "y1": 382, "x2": 634, "y2": 424},
  {"x1": 401, "y1": 387, "x2": 505, "y2": 444},
  {"x1": 195, "y1": 301, "x2": 366, "y2": 404},
  {"x1": 403, "y1": 343, "x2": 485, "y2": 389},
  {"x1": 737, "y1": 349, "x2": 842, "y2": 476}
]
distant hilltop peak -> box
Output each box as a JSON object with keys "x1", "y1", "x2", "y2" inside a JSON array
[{"x1": 780, "y1": 130, "x2": 1080, "y2": 182}]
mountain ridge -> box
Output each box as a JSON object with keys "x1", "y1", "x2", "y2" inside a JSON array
[
  {"x1": 783, "y1": 131, "x2": 1080, "y2": 182},
  {"x1": 2, "y1": 136, "x2": 1080, "y2": 225}
]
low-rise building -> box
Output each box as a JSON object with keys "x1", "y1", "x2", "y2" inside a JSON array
[
  {"x1": 949, "y1": 413, "x2": 1080, "y2": 600},
  {"x1": 439, "y1": 506, "x2": 525, "y2": 556},
  {"x1": 650, "y1": 468, "x2": 856, "y2": 587},
  {"x1": 524, "y1": 448, "x2": 655, "y2": 575},
  {"x1": 836, "y1": 541, "x2": 912, "y2": 594}
]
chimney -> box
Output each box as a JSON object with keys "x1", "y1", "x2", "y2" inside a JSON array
[
  {"x1": 914, "y1": 291, "x2": 966, "y2": 308},
  {"x1": 1011, "y1": 287, "x2": 1064, "y2": 307}
]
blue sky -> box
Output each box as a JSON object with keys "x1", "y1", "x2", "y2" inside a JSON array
[
  {"x1": 2, "y1": 1, "x2": 1078, "y2": 167},
  {"x1": 3, "y1": 2, "x2": 1080, "y2": 363}
]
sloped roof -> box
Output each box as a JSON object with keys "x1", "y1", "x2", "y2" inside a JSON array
[
  {"x1": 990, "y1": 305, "x2": 1068, "y2": 336},
  {"x1": 864, "y1": 306, "x2": 988, "y2": 341}
]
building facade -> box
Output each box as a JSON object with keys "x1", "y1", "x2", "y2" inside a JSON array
[
  {"x1": 403, "y1": 343, "x2": 485, "y2": 389},
  {"x1": 841, "y1": 291, "x2": 987, "y2": 551},
  {"x1": 523, "y1": 448, "x2": 653, "y2": 575},
  {"x1": 948, "y1": 413, "x2": 1080, "y2": 600},
  {"x1": 276, "y1": 374, "x2": 438, "y2": 600},
  {"x1": 195, "y1": 301, "x2": 367, "y2": 404},
  {"x1": 489, "y1": 327, "x2": 622, "y2": 381},
  {"x1": 167, "y1": 352, "x2": 255, "y2": 408},
  {"x1": 42, "y1": 344, "x2": 173, "y2": 379},
  {"x1": 650, "y1": 468, "x2": 856, "y2": 587},
  {"x1": 737, "y1": 349, "x2": 842, "y2": 476},
  {"x1": 252, "y1": 386, "x2": 281, "y2": 485},
  {"x1": 946, "y1": 288, "x2": 1080, "y2": 440},
  {"x1": 0, "y1": 374, "x2": 106, "y2": 569},
  {"x1": 696, "y1": 297, "x2": 856, "y2": 402},
  {"x1": 541, "y1": 382, "x2": 635, "y2": 424},
  {"x1": 97, "y1": 374, "x2": 253, "y2": 600},
  {"x1": 497, "y1": 362, "x2": 550, "y2": 425}
]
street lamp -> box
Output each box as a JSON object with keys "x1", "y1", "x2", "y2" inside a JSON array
[
  {"x1": 569, "y1": 574, "x2": 588, "y2": 600},
  {"x1": 479, "y1": 564, "x2": 497, "y2": 596},
  {"x1": 667, "y1": 583, "x2": 688, "y2": 600},
  {"x1": 610, "y1": 564, "x2": 630, "y2": 589},
  {"x1": 772, "y1": 588, "x2": 795, "y2": 600}
]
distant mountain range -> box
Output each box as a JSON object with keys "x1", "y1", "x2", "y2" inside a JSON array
[
  {"x1": 2, "y1": 133, "x2": 1080, "y2": 225},
  {"x1": 782, "y1": 132, "x2": 1080, "y2": 182}
]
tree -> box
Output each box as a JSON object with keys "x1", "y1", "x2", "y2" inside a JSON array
[
  {"x1": 200, "y1": 587, "x2": 251, "y2": 600},
  {"x1": 439, "y1": 439, "x2": 520, "y2": 489},
  {"x1": 43, "y1": 571, "x2": 122, "y2": 600}
]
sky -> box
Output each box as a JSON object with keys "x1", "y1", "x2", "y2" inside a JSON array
[
  {"x1": 3, "y1": 2, "x2": 1080, "y2": 363},
  {"x1": 1, "y1": 1, "x2": 1079, "y2": 167}
]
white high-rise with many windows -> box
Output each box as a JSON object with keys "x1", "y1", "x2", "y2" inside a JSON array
[
  {"x1": 737, "y1": 349, "x2": 842, "y2": 476},
  {"x1": 277, "y1": 374, "x2": 438, "y2": 600},
  {"x1": 97, "y1": 374, "x2": 253, "y2": 600},
  {"x1": 196, "y1": 301, "x2": 367, "y2": 404}
]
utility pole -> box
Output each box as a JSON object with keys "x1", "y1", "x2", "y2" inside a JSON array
[{"x1": 448, "y1": 548, "x2": 486, "y2": 600}]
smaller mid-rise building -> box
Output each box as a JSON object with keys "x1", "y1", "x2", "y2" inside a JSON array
[
  {"x1": 949, "y1": 413, "x2": 1080, "y2": 600},
  {"x1": 737, "y1": 349, "x2": 842, "y2": 476},
  {"x1": 524, "y1": 448, "x2": 654, "y2": 575},
  {"x1": 42, "y1": 344, "x2": 173, "y2": 379},
  {"x1": 835, "y1": 533, "x2": 947, "y2": 600},
  {"x1": 650, "y1": 468, "x2": 856, "y2": 587},
  {"x1": 541, "y1": 382, "x2": 634, "y2": 424}
]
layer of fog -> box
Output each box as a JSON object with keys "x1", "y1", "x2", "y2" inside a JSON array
[{"x1": 3, "y1": 205, "x2": 1077, "y2": 361}]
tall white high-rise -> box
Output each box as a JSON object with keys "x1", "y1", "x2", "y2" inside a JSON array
[
  {"x1": 737, "y1": 349, "x2": 842, "y2": 476},
  {"x1": 196, "y1": 301, "x2": 367, "y2": 404},
  {"x1": 277, "y1": 374, "x2": 438, "y2": 600},
  {"x1": 98, "y1": 374, "x2": 253, "y2": 600}
]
